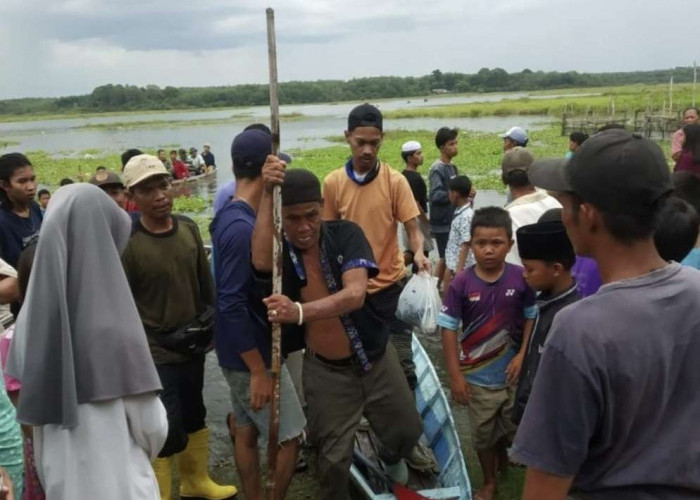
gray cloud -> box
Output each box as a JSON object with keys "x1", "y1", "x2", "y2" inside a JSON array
[{"x1": 1, "y1": 0, "x2": 697, "y2": 99}]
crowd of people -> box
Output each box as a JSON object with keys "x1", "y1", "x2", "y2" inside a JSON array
[{"x1": 0, "y1": 102, "x2": 697, "y2": 500}]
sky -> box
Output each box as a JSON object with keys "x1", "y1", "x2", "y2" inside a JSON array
[{"x1": 0, "y1": 0, "x2": 696, "y2": 99}]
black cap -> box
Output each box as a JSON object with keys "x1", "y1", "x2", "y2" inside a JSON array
[
  {"x1": 281, "y1": 169, "x2": 322, "y2": 207},
  {"x1": 528, "y1": 129, "x2": 672, "y2": 215},
  {"x1": 517, "y1": 220, "x2": 575, "y2": 263},
  {"x1": 230, "y1": 129, "x2": 271, "y2": 171},
  {"x1": 348, "y1": 104, "x2": 382, "y2": 132}
]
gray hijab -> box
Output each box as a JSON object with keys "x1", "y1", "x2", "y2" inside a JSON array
[{"x1": 6, "y1": 183, "x2": 161, "y2": 428}]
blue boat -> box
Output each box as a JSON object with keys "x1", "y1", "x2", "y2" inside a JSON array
[{"x1": 350, "y1": 334, "x2": 472, "y2": 500}]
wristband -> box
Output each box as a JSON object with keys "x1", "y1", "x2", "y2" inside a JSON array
[{"x1": 294, "y1": 302, "x2": 304, "y2": 326}]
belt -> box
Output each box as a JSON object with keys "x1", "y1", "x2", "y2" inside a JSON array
[{"x1": 306, "y1": 347, "x2": 385, "y2": 368}]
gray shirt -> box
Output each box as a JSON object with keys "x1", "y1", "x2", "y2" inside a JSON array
[{"x1": 511, "y1": 263, "x2": 700, "y2": 499}]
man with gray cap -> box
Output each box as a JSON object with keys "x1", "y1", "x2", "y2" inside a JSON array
[
  {"x1": 510, "y1": 129, "x2": 700, "y2": 500},
  {"x1": 499, "y1": 126, "x2": 529, "y2": 152},
  {"x1": 501, "y1": 147, "x2": 560, "y2": 265}
]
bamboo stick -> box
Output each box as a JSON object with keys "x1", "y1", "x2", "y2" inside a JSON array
[{"x1": 265, "y1": 7, "x2": 283, "y2": 500}]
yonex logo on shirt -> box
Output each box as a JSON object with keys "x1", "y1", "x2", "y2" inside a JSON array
[{"x1": 505, "y1": 289, "x2": 515, "y2": 297}]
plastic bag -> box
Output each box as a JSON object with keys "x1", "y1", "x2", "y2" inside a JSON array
[{"x1": 396, "y1": 272, "x2": 442, "y2": 335}]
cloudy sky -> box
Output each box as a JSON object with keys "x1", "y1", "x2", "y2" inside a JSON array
[{"x1": 0, "y1": 0, "x2": 695, "y2": 99}]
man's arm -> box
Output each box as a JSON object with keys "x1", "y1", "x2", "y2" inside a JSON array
[
  {"x1": 322, "y1": 175, "x2": 339, "y2": 221},
  {"x1": 264, "y1": 268, "x2": 368, "y2": 324},
  {"x1": 0, "y1": 277, "x2": 19, "y2": 305},
  {"x1": 455, "y1": 242, "x2": 470, "y2": 274},
  {"x1": 404, "y1": 217, "x2": 429, "y2": 272},
  {"x1": 251, "y1": 155, "x2": 286, "y2": 274},
  {"x1": 440, "y1": 327, "x2": 469, "y2": 405},
  {"x1": 522, "y1": 468, "x2": 574, "y2": 500},
  {"x1": 428, "y1": 166, "x2": 450, "y2": 205}
]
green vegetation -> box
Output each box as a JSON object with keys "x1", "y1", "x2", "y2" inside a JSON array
[
  {"x1": 26, "y1": 150, "x2": 123, "y2": 186},
  {"x1": 385, "y1": 84, "x2": 697, "y2": 119},
  {"x1": 0, "y1": 66, "x2": 696, "y2": 118},
  {"x1": 293, "y1": 126, "x2": 672, "y2": 191}
]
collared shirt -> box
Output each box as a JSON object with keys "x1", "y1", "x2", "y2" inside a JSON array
[
  {"x1": 323, "y1": 162, "x2": 419, "y2": 293},
  {"x1": 505, "y1": 190, "x2": 561, "y2": 265},
  {"x1": 255, "y1": 221, "x2": 390, "y2": 364},
  {"x1": 438, "y1": 264, "x2": 537, "y2": 388},
  {"x1": 445, "y1": 203, "x2": 475, "y2": 272}
]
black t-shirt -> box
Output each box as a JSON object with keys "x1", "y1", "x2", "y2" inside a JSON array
[
  {"x1": 0, "y1": 202, "x2": 42, "y2": 268},
  {"x1": 401, "y1": 169, "x2": 428, "y2": 213},
  {"x1": 256, "y1": 220, "x2": 390, "y2": 359}
]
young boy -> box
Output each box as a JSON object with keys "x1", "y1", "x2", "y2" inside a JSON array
[
  {"x1": 672, "y1": 171, "x2": 700, "y2": 268},
  {"x1": 565, "y1": 131, "x2": 588, "y2": 158},
  {"x1": 37, "y1": 189, "x2": 50, "y2": 213},
  {"x1": 438, "y1": 206, "x2": 536, "y2": 500},
  {"x1": 653, "y1": 197, "x2": 700, "y2": 264},
  {"x1": 443, "y1": 175, "x2": 474, "y2": 291},
  {"x1": 512, "y1": 218, "x2": 581, "y2": 424}
]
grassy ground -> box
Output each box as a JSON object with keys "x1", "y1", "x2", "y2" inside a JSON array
[
  {"x1": 291, "y1": 125, "x2": 673, "y2": 191},
  {"x1": 383, "y1": 83, "x2": 696, "y2": 119}
]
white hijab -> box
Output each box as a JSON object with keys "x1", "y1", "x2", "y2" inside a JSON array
[{"x1": 6, "y1": 183, "x2": 161, "y2": 428}]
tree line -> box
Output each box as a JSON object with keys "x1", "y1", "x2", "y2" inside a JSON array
[{"x1": 0, "y1": 67, "x2": 696, "y2": 116}]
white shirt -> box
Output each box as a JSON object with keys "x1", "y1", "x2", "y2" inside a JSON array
[{"x1": 505, "y1": 190, "x2": 562, "y2": 265}]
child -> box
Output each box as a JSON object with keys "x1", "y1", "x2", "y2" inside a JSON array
[
  {"x1": 512, "y1": 219, "x2": 581, "y2": 424},
  {"x1": 443, "y1": 175, "x2": 474, "y2": 291},
  {"x1": 438, "y1": 206, "x2": 536, "y2": 500},
  {"x1": 653, "y1": 197, "x2": 700, "y2": 264},
  {"x1": 37, "y1": 190, "x2": 50, "y2": 214},
  {"x1": 565, "y1": 131, "x2": 588, "y2": 158},
  {"x1": 672, "y1": 171, "x2": 700, "y2": 268}
]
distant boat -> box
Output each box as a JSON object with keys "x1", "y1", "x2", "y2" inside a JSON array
[
  {"x1": 172, "y1": 168, "x2": 216, "y2": 186},
  {"x1": 350, "y1": 334, "x2": 472, "y2": 500}
]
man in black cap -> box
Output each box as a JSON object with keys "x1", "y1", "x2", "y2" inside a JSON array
[
  {"x1": 322, "y1": 103, "x2": 429, "y2": 391},
  {"x1": 252, "y1": 164, "x2": 422, "y2": 500},
  {"x1": 88, "y1": 169, "x2": 126, "y2": 209},
  {"x1": 510, "y1": 129, "x2": 700, "y2": 499},
  {"x1": 512, "y1": 215, "x2": 580, "y2": 425}
]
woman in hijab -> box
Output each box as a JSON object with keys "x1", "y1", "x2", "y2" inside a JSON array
[{"x1": 5, "y1": 183, "x2": 167, "y2": 500}]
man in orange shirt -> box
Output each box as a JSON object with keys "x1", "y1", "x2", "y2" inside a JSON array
[{"x1": 323, "y1": 104, "x2": 430, "y2": 389}]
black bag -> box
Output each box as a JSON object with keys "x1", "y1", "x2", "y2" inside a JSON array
[{"x1": 151, "y1": 306, "x2": 215, "y2": 356}]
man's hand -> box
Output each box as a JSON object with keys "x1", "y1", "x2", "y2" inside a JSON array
[
  {"x1": 449, "y1": 374, "x2": 470, "y2": 405},
  {"x1": 506, "y1": 352, "x2": 524, "y2": 384},
  {"x1": 249, "y1": 370, "x2": 273, "y2": 411},
  {"x1": 264, "y1": 294, "x2": 300, "y2": 324},
  {"x1": 413, "y1": 251, "x2": 431, "y2": 273},
  {"x1": 0, "y1": 467, "x2": 15, "y2": 500},
  {"x1": 261, "y1": 155, "x2": 287, "y2": 193}
]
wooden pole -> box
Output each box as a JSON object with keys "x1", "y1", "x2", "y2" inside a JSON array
[{"x1": 265, "y1": 8, "x2": 283, "y2": 500}]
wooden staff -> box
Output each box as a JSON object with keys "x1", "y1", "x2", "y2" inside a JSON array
[{"x1": 265, "y1": 7, "x2": 283, "y2": 500}]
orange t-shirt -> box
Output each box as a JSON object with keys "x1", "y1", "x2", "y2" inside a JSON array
[{"x1": 323, "y1": 162, "x2": 420, "y2": 294}]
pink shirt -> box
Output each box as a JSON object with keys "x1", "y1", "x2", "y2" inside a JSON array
[
  {"x1": 0, "y1": 327, "x2": 21, "y2": 392},
  {"x1": 672, "y1": 129, "x2": 685, "y2": 158}
]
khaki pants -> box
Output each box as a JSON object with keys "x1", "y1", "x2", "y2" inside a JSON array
[{"x1": 303, "y1": 343, "x2": 422, "y2": 500}]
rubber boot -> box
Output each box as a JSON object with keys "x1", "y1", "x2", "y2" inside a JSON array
[
  {"x1": 177, "y1": 427, "x2": 238, "y2": 500},
  {"x1": 153, "y1": 456, "x2": 173, "y2": 500}
]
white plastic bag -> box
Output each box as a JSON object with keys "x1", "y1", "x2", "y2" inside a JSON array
[{"x1": 396, "y1": 272, "x2": 442, "y2": 335}]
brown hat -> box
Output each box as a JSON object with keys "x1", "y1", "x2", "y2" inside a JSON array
[
  {"x1": 501, "y1": 146, "x2": 535, "y2": 176},
  {"x1": 88, "y1": 170, "x2": 124, "y2": 188},
  {"x1": 123, "y1": 154, "x2": 169, "y2": 189}
]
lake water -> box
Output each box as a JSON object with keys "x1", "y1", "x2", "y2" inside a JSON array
[{"x1": 0, "y1": 92, "x2": 554, "y2": 160}]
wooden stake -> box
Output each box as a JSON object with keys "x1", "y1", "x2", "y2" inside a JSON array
[{"x1": 265, "y1": 7, "x2": 283, "y2": 500}]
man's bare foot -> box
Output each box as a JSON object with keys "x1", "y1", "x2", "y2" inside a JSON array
[{"x1": 474, "y1": 482, "x2": 496, "y2": 500}]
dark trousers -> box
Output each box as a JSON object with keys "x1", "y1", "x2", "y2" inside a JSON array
[
  {"x1": 156, "y1": 355, "x2": 207, "y2": 457},
  {"x1": 369, "y1": 280, "x2": 417, "y2": 390},
  {"x1": 303, "y1": 343, "x2": 422, "y2": 500}
]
